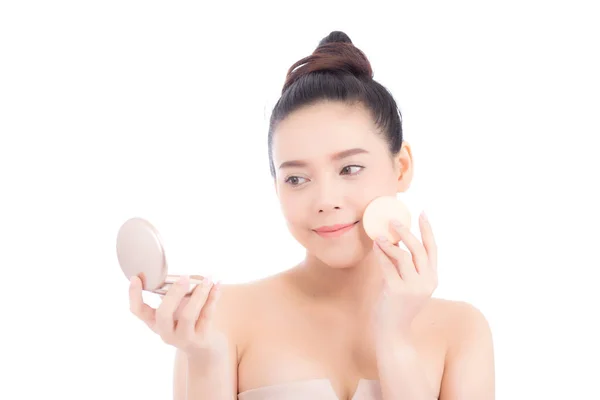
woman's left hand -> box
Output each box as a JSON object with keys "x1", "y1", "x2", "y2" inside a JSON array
[{"x1": 372, "y1": 211, "x2": 438, "y2": 343}]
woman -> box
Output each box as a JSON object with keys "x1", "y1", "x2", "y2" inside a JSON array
[{"x1": 128, "y1": 31, "x2": 495, "y2": 400}]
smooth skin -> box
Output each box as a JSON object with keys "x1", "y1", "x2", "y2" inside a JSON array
[{"x1": 129, "y1": 100, "x2": 495, "y2": 400}]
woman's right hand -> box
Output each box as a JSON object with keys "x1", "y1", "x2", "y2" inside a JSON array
[{"x1": 128, "y1": 275, "x2": 229, "y2": 361}]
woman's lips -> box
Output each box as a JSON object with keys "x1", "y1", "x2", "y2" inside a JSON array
[{"x1": 313, "y1": 221, "x2": 359, "y2": 238}]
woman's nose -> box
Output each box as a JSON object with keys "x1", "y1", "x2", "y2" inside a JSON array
[{"x1": 314, "y1": 182, "x2": 343, "y2": 213}]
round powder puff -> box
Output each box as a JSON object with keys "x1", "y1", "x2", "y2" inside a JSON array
[{"x1": 362, "y1": 196, "x2": 411, "y2": 243}]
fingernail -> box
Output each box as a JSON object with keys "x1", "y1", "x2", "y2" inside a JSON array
[
  {"x1": 377, "y1": 235, "x2": 388, "y2": 243},
  {"x1": 420, "y1": 211, "x2": 428, "y2": 221},
  {"x1": 178, "y1": 275, "x2": 189, "y2": 285},
  {"x1": 203, "y1": 275, "x2": 212, "y2": 286}
]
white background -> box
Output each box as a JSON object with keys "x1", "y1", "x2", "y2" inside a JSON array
[{"x1": 1, "y1": 1, "x2": 599, "y2": 399}]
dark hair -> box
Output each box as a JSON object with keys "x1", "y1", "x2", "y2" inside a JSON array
[{"x1": 267, "y1": 31, "x2": 404, "y2": 178}]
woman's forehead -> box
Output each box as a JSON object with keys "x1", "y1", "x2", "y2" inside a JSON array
[
  {"x1": 276, "y1": 101, "x2": 374, "y2": 134},
  {"x1": 272, "y1": 102, "x2": 381, "y2": 162}
]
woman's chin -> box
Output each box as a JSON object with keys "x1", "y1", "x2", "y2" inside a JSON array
[{"x1": 314, "y1": 247, "x2": 367, "y2": 269}]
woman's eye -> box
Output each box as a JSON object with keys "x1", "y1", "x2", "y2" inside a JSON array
[
  {"x1": 285, "y1": 176, "x2": 307, "y2": 186},
  {"x1": 285, "y1": 166, "x2": 363, "y2": 186},
  {"x1": 341, "y1": 165, "x2": 364, "y2": 175}
]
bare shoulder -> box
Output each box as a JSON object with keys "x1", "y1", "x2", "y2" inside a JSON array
[
  {"x1": 421, "y1": 297, "x2": 493, "y2": 351},
  {"x1": 425, "y1": 298, "x2": 495, "y2": 399},
  {"x1": 426, "y1": 297, "x2": 492, "y2": 332},
  {"x1": 210, "y1": 273, "x2": 285, "y2": 343},
  {"x1": 215, "y1": 274, "x2": 282, "y2": 312}
]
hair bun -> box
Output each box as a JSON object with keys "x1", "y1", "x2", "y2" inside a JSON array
[
  {"x1": 282, "y1": 31, "x2": 373, "y2": 93},
  {"x1": 318, "y1": 31, "x2": 353, "y2": 46}
]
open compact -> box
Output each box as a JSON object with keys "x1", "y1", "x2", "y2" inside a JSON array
[
  {"x1": 116, "y1": 217, "x2": 202, "y2": 296},
  {"x1": 362, "y1": 195, "x2": 412, "y2": 244}
]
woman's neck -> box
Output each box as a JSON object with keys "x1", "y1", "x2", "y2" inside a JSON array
[{"x1": 289, "y1": 250, "x2": 384, "y2": 314}]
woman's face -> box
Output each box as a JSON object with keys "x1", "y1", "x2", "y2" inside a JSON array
[{"x1": 271, "y1": 101, "x2": 413, "y2": 268}]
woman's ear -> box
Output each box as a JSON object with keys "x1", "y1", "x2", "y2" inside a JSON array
[{"x1": 395, "y1": 141, "x2": 414, "y2": 192}]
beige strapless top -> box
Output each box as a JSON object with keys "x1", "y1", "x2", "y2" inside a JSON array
[{"x1": 238, "y1": 379, "x2": 382, "y2": 400}]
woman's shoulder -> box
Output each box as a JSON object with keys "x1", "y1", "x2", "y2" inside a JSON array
[
  {"x1": 422, "y1": 297, "x2": 491, "y2": 328},
  {"x1": 209, "y1": 273, "x2": 288, "y2": 355},
  {"x1": 421, "y1": 297, "x2": 493, "y2": 351},
  {"x1": 427, "y1": 297, "x2": 489, "y2": 321},
  {"x1": 217, "y1": 272, "x2": 286, "y2": 305},
  {"x1": 210, "y1": 272, "x2": 287, "y2": 326}
]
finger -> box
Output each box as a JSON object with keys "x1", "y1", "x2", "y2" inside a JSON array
[
  {"x1": 373, "y1": 240, "x2": 402, "y2": 285},
  {"x1": 178, "y1": 277, "x2": 214, "y2": 338},
  {"x1": 196, "y1": 281, "x2": 221, "y2": 335},
  {"x1": 390, "y1": 220, "x2": 428, "y2": 274},
  {"x1": 155, "y1": 276, "x2": 190, "y2": 336},
  {"x1": 171, "y1": 275, "x2": 208, "y2": 320},
  {"x1": 419, "y1": 211, "x2": 438, "y2": 273},
  {"x1": 376, "y1": 236, "x2": 416, "y2": 280},
  {"x1": 129, "y1": 276, "x2": 156, "y2": 329}
]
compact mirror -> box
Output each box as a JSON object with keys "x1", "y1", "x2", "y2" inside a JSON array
[
  {"x1": 362, "y1": 195, "x2": 412, "y2": 244},
  {"x1": 116, "y1": 217, "x2": 201, "y2": 296}
]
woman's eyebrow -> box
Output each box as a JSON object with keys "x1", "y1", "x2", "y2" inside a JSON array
[{"x1": 278, "y1": 148, "x2": 369, "y2": 170}]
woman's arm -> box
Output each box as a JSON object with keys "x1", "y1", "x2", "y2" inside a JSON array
[
  {"x1": 172, "y1": 283, "x2": 241, "y2": 400},
  {"x1": 376, "y1": 302, "x2": 494, "y2": 400},
  {"x1": 439, "y1": 302, "x2": 495, "y2": 400},
  {"x1": 376, "y1": 337, "x2": 437, "y2": 400},
  {"x1": 173, "y1": 346, "x2": 238, "y2": 400}
]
